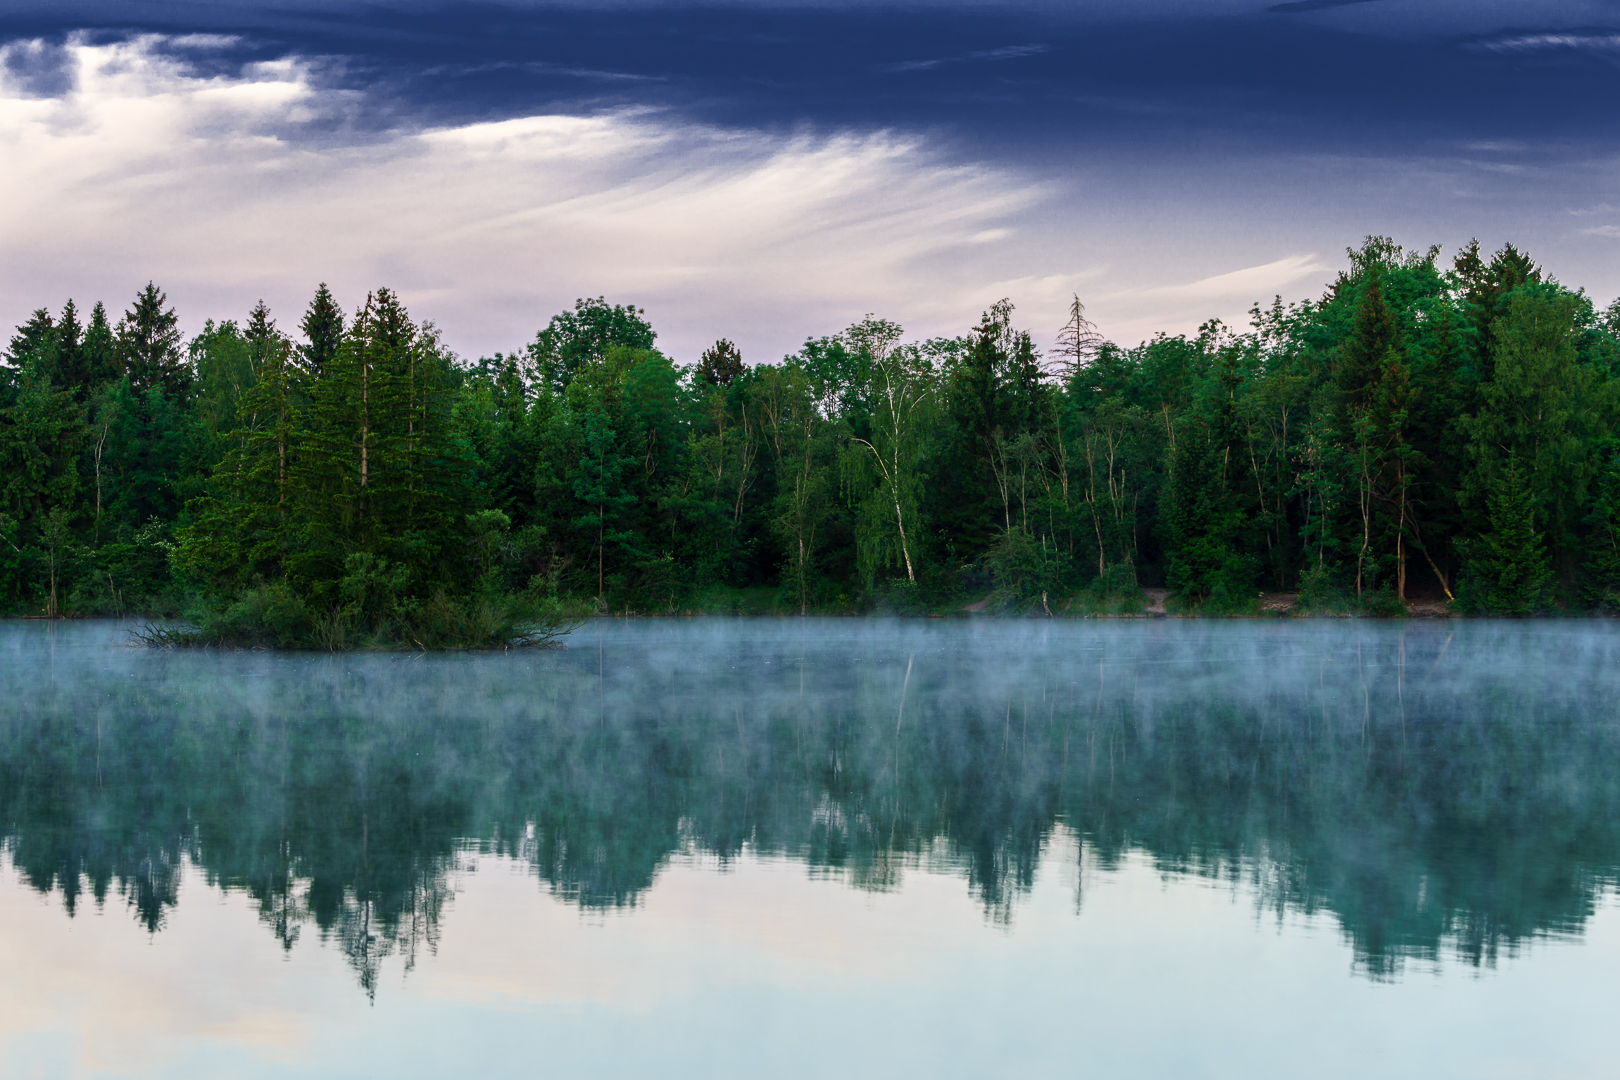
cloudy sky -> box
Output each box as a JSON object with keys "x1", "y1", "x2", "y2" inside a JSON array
[{"x1": 3, "y1": 0, "x2": 1619, "y2": 364}]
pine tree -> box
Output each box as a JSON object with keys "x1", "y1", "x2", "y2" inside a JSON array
[
  {"x1": 1162, "y1": 417, "x2": 1250, "y2": 607},
  {"x1": 50, "y1": 300, "x2": 90, "y2": 399},
  {"x1": 117, "y1": 283, "x2": 188, "y2": 400},
  {"x1": 289, "y1": 289, "x2": 465, "y2": 598},
  {"x1": 5, "y1": 309, "x2": 55, "y2": 374},
  {"x1": 1581, "y1": 443, "x2": 1620, "y2": 609},
  {"x1": 82, "y1": 302, "x2": 118, "y2": 388},
  {"x1": 698, "y1": 339, "x2": 745, "y2": 387},
  {"x1": 1475, "y1": 454, "x2": 1549, "y2": 614},
  {"x1": 299, "y1": 283, "x2": 344, "y2": 380},
  {"x1": 175, "y1": 303, "x2": 300, "y2": 591}
]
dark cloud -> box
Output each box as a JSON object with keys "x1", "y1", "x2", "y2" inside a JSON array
[
  {"x1": 0, "y1": 36, "x2": 72, "y2": 95},
  {"x1": 4, "y1": 3, "x2": 1619, "y2": 157},
  {"x1": 5, "y1": 0, "x2": 1620, "y2": 350}
]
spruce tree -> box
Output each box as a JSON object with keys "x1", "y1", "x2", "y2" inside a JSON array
[
  {"x1": 1582, "y1": 444, "x2": 1620, "y2": 609},
  {"x1": 290, "y1": 289, "x2": 465, "y2": 599},
  {"x1": 1162, "y1": 417, "x2": 1249, "y2": 606},
  {"x1": 117, "y1": 283, "x2": 188, "y2": 399},
  {"x1": 5, "y1": 309, "x2": 55, "y2": 374},
  {"x1": 81, "y1": 303, "x2": 118, "y2": 388},
  {"x1": 176, "y1": 303, "x2": 300, "y2": 591},
  {"x1": 299, "y1": 283, "x2": 344, "y2": 380},
  {"x1": 1475, "y1": 454, "x2": 1549, "y2": 614},
  {"x1": 291, "y1": 296, "x2": 373, "y2": 590},
  {"x1": 50, "y1": 300, "x2": 90, "y2": 399}
]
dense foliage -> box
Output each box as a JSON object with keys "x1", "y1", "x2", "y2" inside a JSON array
[{"x1": 5, "y1": 236, "x2": 1620, "y2": 627}]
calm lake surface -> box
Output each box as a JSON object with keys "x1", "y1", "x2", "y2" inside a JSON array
[{"x1": 3, "y1": 618, "x2": 1619, "y2": 1078}]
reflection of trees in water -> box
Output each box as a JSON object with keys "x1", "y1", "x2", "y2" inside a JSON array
[{"x1": 3, "y1": 623, "x2": 1620, "y2": 985}]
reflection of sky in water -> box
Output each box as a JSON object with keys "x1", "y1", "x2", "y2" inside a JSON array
[
  {"x1": 4, "y1": 848, "x2": 1618, "y2": 1078},
  {"x1": 3, "y1": 619, "x2": 1620, "y2": 1077}
]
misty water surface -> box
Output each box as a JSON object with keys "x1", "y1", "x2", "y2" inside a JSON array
[{"x1": 3, "y1": 618, "x2": 1619, "y2": 1078}]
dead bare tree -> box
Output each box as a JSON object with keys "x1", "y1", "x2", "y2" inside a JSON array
[{"x1": 1046, "y1": 295, "x2": 1104, "y2": 380}]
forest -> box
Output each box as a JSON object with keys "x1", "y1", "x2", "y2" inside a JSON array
[{"x1": 3, "y1": 236, "x2": 1620, "y2": 643}]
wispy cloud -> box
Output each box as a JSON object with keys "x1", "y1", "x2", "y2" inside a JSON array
[
  {"x1": 1470, "y1": 31, "x2": 1620, "y2": 55},
  {"x1": 878, "y1": 42, "x2": 1047, "y2": 76},
  {"x1": 0, "y1": 34, "x2": 1045, "y2": 362},
  {"x1": 1113, "y1": 254, "x2": 1330, "y2": 302}
]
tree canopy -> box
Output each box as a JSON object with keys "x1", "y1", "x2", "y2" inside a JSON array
[{"x1": 5, "y1": 236, "x2": 1619, "y2": 635}]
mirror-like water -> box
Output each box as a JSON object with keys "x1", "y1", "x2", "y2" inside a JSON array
[{"x1": 3, "y1": 619, "x2": 1619, "y2": 1078}]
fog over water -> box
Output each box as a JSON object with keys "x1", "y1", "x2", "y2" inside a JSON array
[{"x1": 3, "y1": 618, "x2": 1620, "y2": 1076}]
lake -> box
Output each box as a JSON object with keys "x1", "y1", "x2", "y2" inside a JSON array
[{"x1": 2, "y1": 618, "x2": 1618, "y2": 1078}]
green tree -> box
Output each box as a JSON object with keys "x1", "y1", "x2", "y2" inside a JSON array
[
  {"x1": 0, "y1": 367, "x2": 85, "y2": 611},
  {"x1": 299, "y1": 283, "x2": 345, "y2": 380},
  {"x1": 175, "y1": 303, "x2": 300, "y2": 592},
  {"x1": 527, "y1": 297, "x2": 656, "y2": 392},
  {"x1": 1471, "y1": 454, "x2": 1549, "y2": 614},
  {"x1": 117, "y1": 283, "x2": 189, "y2": 400},
  {"x1": 572, "y1": 407, "x2": 638, "y2": 601},
  {"x1": 698, "y1": 339, "x2": 745, "y2": 387},
  {"x1": 1162, "y1": 417, "x2": 1251, "y2": 608},
  {"x1": 1460, "y1": 285, "x2": 1597, "y2": 589},
  {"x1": 753, "y1": 365, "x2": 832, "y2": 613},
  {"x1": 843, "y1": 317, "x2": 932, "y2": 585}
]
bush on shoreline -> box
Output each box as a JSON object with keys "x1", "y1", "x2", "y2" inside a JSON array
[{"x1": 132, "y1": 586, "x2": 589, "y2": 650}]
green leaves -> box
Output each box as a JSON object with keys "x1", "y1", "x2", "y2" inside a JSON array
[{"x1": 1470, "y1": 454, "x2": 1550, "y2": 614}]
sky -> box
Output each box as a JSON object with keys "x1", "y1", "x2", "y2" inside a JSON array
[{"x1": 3, "y1": 0, "x2": 1620, "y2": 364}]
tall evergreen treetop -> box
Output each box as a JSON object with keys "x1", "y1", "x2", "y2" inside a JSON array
[
  {"x1": 1337, "y1": 276, "x2": 1403, "y2": 414},
  {"x1": 6, "y1": 308, "x2": 54, "y2": 375},
  {"x1": 82, "y1": 302, "x2": 118, "y2": 388},
  {"x1": 1453, "y1": 240, "x2": 1542, "y2": 382},
  {"x1": 698, "y1": 339, "x2": 745, "y2": 387},
  {"x1": 49, "y1": 300, "x2": 89, "y2": 398},
  {"x1": 299, "y1": 283, "x2": 345, "y2": 380}
]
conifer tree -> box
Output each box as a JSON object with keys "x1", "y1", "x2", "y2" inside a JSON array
[
  {"x1": 50, "y1": 300, "x2": 90, "y2": 399},
  {"x1": 176, "y1": 303, "x2": 300, "y2": 591},
  {"x1": 82, "y1": 302, "x2": 118, "y2": 387},
  {"x1": 1581, "y1": 442, "x2": 1620, "y2": 609},
  {"x1": 1162, "y1": 415, "x2": 1250, "y2": 607},
  {"x1": 697, "y1": 339, "x2": 744, "y2": 387},
  {"x1": 116, "y1": 283, "x2": 188, "y2": 400},
  {"x1": 299, "y1": 283, "x2": 344, "y2": 380},
  {"x1": 292, "y1": 295, "x2": 375, "y2": 588},
  {"x1": 1474, "y1": 454, "x2": 1549, "y2": 614},
  {"x1": 5, "y1": 309, "x2": 55, "y2": 374}
]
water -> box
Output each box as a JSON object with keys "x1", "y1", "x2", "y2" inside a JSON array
[{"x1": 2, "y1": 618, "x2": 1618, "y2": 1079}]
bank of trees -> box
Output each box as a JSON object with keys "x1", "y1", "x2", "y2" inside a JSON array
[{"x1": 4, "y1": 236, "x2": 1620, "y2": 629}]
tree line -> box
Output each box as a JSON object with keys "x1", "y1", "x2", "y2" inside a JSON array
[{"x1": 4, "y1": 235, "x2": 1620, "y2": 636}]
